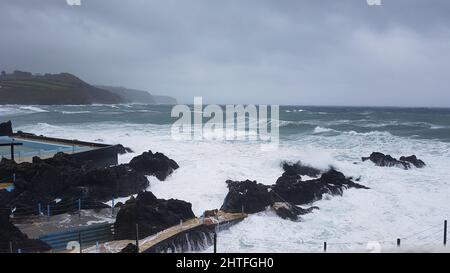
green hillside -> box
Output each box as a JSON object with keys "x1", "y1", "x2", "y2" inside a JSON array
[{"x1": 0, "y1": 71, "x2": 124, "y2": 105}]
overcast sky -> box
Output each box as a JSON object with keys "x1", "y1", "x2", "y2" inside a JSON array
[{"x1": 1, "y1": 0, "x2": 450, "y2": 106}]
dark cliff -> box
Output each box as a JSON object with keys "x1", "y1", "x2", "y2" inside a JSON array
[{"x1": 0, "y1": 71, "x2": 124, "y2": 105}]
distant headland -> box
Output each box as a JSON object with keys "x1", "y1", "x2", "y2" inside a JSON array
[{"x1": 0, "y1": 70, "x2": 177, "y2": 105}]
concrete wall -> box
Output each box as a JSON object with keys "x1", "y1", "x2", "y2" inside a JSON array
[{"x1": 68, "y1": 145, "x2": 119, "y2": 169}]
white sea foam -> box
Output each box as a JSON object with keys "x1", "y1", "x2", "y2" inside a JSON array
[
  {"x1": 60, "y1": 111, "x2": 91, "y2": 114},
  {"x1": 0, "y1": 105, "x2": 48, "y2": 116},
  {"x1": 19, "y1": 106, "x2": 49, "y2": 113},
  {"x1": 16, "y1": 115, "x2": 450, "y2": 253},
  {"x1": 313, "y1": 126, "x2": 336, "y2": 134},
  {"x1": 0, "y1": 106, "x2": 22, "y2": 116}
]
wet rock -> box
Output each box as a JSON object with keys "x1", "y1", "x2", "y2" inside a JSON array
[
  {"x1": 271, "y1": 202, "x2": 318, "y2": 221},
  {"x1": 281, "y1": 161, "x2": 322, "y2": 178},
  {"x1": 114, "y1": 191, "x2": 195, "y2": 240},
  {"x1": 128, "y1": 150, "x2": 179, "y2": 180},
  {"x1": 0, "y1": 120, "x2": 13, "y2": 136},
  {"x1": 399, "y1": 155, "x2": 426, "y2": 168},
  {"x1": 363, "y1": 152, "x2": 426, "y2": 169},
  {"x1": 220, "y1": 180, "x2": 273, "y2": 214},
  {"x1": 120, "y1": 243, "x2": 139, "y2": 253},
  {"x1": 220, "y1": 164, "x2": 368, "y2": 219},
  {"x1": 362, "y1": 152, "x2": 410, "y2": 170},
  {"x1": 0, "y1": 153, "x2": 148, "y2": 217},
  {"x1": 116, "y1": 145, "x2": 134, "y2": 155},
  {"x1": 272, "y1": 169, "x2": 369, "y2": 205},
  {"x1": 74, "y1": 165, "x2": 149, "y2": 201}
]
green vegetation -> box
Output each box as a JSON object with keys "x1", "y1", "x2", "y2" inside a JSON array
[{"x1": 0, "y1": 71, "x2": 124, "y2": 105}]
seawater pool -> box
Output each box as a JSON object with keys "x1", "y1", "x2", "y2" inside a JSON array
[{"x1": 0, "y1": 136, "x2": 89, "y2": 160}]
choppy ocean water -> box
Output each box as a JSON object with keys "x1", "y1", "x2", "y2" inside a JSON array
[{"x1": 1, "y1": 104, "x2": 450, "y2": 252}]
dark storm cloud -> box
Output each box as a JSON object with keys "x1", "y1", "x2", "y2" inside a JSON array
[{"x1": 1, "y1": 0, "x2": 450, "y2": 106}]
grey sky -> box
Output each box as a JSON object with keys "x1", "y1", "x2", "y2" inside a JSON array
[{"x1": 1, "y1": 0, "x2": 450, "y2": 106}]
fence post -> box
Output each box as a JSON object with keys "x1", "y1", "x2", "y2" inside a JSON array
[
  {"x1": 78, "y1": 199, "x2": 81, "y2": 218},
  {"x1": 38, "y1": 203, "x2": 42, "y2": 216},
  {"x1": 213, "y1": 232, "x2": 217, "y2": 253},
  {"x1": 13, "y1": 173, "x2": 16, "y2": 183},
  {"x1": 444, "y1": 220, "x2": 447, "y2": 246},
  {"x1": 111, "y1": 197, "x2": 115, "y2": 216},
  {"x1": 397, "y1": 238, "x2": 401, "y2": 247},
  {"x1": 135, "y1": 224, "x2": 139, "y2": 252},
  {"x1": 78, "y1": 232, "x2": 82, "y2": 254},
  {"x1": 96, "y1": 241, "x2": 100, "y2": 253},
  {"x1": 47, "y1": 204, "x2": 51, "y2": 221},
  {"x1": 9, "y1": 241, "x2": 13, "y2": 254},
  {"x1": 323, "y1": 242, "x2": 327, "y2": 252}
]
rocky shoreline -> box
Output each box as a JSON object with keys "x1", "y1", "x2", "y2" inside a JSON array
[
  {"x1": 220, "y1": 162, "x2": 369, "y2": 221},
  {"x1": 362, "y1": 152, "x2": 426, "y2": 169},
  {"x1": 0, "y1": 122, "x2": 428, "y2": 252}
]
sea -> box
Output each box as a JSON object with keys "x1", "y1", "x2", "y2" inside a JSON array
[{"x1": 1, "y1": 104, "x2": 450, "y2": 252}]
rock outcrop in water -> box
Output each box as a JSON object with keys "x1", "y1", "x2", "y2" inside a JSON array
[
  {"x1": 0, "y1": 120, "x2": 13, "y2": 136},
  {"x1": 272, "y1": 168, "x2": 369, "y2": 205},
  {"x1": 220, "y1": 180, "x2": 273, "y2": 214},
  {"x1": 0, "y1": 209, "x2": 50, "y2": 253},
  {"x1": 399, "y1": 155, "x2": 426, "y2": 168},
  {"x1": 362, "y1": 152, "x2": 426, "y2": 169},
  {"x1": 114, "y1": 191, "x2": 195, "y2": 240},
  {"x1": 271, "y1": 202, "x2": 318, "y2": 221},
  {"x1": 281, "y1": 161, "x2": 322, "y2": 178},
  {"x1": 116, "y1": 144, "x2": 134, "y2": 155},
  {"x1": 128, "y1": 150, "x2": 179, "y2": 181},
  {"x1": 220, "y1": 163, "x2": 368, "y2": 220}
]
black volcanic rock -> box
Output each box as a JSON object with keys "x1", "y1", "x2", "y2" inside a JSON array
[
  {"x1": 116, "y1": 144, "x2": 134, "y2": 155},
  {"x1": 271, "y1": 202, "x2": 318, "y2": 221},
  {"x1": 281, "y1": 161, "x2": 322, "y2": 178},
  {"x1": 74, "y1": 165, "x2": 149, "y2": 201},
  {"x1": 120, "y1": 243, "x2": 139, "y2": 253},
  {"x1": 128, "y1": 150, "x2": 179, "y2": 181},
  {"x1": 0, "y1": 209, "x2": 50, "y2": 253},
  {"x1": 220, "y1": 164, "x2": 369, "y2": 219},
  {"x1": 220, "y1": 180, "x2": 273, "y2": 214},
  {"x1": 114, "y1": 191, "x2": 195, "y2": 240},
  {"x1": 0, "y1": 152, "x2": 148, "y2": 217},
  {"x1": 362, "y1": 152, "x2": 426, "y2": 169},
  {"x1": 399, "y1": 155, "x2": 426, "y2": 168},
  {"x1": 272, "y1": 169, "x2": 369, "y2": 206},
  {"x1": 0, "y1": 120, "x2": 13, "y2": 136},
  {"x1": 362, "y1": 152, "x2": 411, "y2": 170}
]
